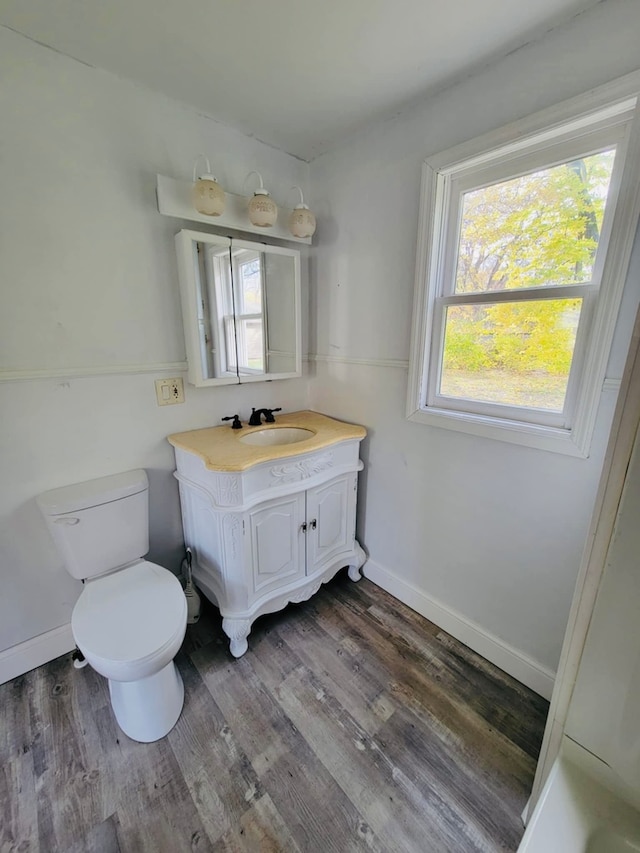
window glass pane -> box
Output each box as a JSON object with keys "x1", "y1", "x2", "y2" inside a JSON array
[
  {"x1": 454, "y1": 150, "x2": 615, "y2": 293},
  {"x1": 439, "y1": 299, "x2": 582, "y2": 410},
  {"x1": 237, "y1": 318, "x2": 264, "y2": 372},
  {"x1": 238, "y1": 257, "x2": 262, "y2": 313}
]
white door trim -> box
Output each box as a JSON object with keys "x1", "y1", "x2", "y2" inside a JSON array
[{"x1": 526, "y1": 304, "x2": 640, "y2": 819}]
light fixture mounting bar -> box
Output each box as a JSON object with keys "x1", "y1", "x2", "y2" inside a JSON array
[{"x1": 156, "y1": 174, "x2": 313, "y2": 245}]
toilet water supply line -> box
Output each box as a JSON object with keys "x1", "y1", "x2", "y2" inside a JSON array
[
  {"x1": 183, "y1": 547, "x2": 201, "y2": 624},
  {"x1": 72, "y1": 648, "x2": 88, "y2": 669}
]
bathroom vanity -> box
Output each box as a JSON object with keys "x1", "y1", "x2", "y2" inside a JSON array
[{"x1": 168, "y1": 411, "x2": 366, "y2": 656}]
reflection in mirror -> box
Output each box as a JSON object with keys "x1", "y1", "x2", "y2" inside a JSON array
[
  {"x1": 175, "y1": 231, "x2": 301, "y2": 387},
  {"x1": 262, "y1": 250, "x2": 298, "y2": 375},
  {"x1": 197, "y1": 241, "x2": 234, "y2": 379},
  {"x1": 231, "y1": 248, "x2": 265, "y2": 375}
]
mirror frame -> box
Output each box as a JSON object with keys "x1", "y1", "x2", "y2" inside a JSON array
[{"x1": 175, "y1": 229, "x2": 302, "y2": 387}]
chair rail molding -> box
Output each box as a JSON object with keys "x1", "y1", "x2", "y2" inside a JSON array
[
  {"x1": 308, "y1": 353, "x2": 409, "y2": 369},
  {"x1": 0, "y1": 361, "x2": 188, "y2": 383}
]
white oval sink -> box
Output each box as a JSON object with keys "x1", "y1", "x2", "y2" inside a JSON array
[{"x1": 240, "y1": 427, "x2": 315, "y2": 447}]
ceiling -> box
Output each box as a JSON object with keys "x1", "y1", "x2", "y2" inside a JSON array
[{"x1": 1, "y1": 0, "x2": 603, "y2": 161}]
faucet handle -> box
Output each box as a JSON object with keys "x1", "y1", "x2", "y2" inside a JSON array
[
  {"x1": 264, "y1": 407, "x2": 282, "y2": 423},
  {"x1": 222, "y1": 414, "x2": 242, "y2": 429}
]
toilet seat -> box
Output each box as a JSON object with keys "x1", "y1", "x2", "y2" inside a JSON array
[{"x1": 72, "y1": 560, "x2": 187, "y2": 666}]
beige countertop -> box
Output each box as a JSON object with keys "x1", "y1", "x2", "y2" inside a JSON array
[{"x1": 168, "y1": 410, "x2": 367, "y2": 472}]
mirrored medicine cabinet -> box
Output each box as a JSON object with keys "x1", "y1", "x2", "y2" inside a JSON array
[{"x1": 175, "y1": 230, "x2": 301, "y2": 387}]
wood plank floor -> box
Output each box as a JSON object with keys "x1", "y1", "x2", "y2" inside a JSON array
[{"x1": 0, "y1": 574, "x2": 549, "y2": 853}]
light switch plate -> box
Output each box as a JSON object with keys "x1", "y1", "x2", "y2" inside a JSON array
[{"x1": 155, "y1": 377, "x2": 185, "y2": 406}]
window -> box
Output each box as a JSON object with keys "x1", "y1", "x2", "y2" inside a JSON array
[
  {"x1": 407, "y1": 83, "x2": 640, "y2": 456},
  {"x1": 211, "y1": 247, "x2": 267, "y2": 377},
  {"x1": 229, "y1": 250, "x2": 266, "y2": 375}
]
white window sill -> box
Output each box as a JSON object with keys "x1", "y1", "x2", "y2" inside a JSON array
[{"x1": 407, "y1": 406, "x2": 589, "y2": 457}]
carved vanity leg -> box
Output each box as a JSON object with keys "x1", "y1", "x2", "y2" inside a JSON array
[
  {"x1": 347, "y1": 542, "x2": 367, "y2": 582},
  {"x1": 222, "y1": 617, "x2": 252, "y2": 658},
  {"x1": 347, "y1": 566, "x2": 362, "y2": 582}
]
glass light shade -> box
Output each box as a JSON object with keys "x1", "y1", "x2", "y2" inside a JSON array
[
  {"x1": 248, "y1": 190, "x2": 278, "y2": 227},
  {"x1": 192, "y1": 176, "x2": 225, "y2": 216},
  {"x1": 289, "y1": 205, "x2": 316, "y2": 238}
]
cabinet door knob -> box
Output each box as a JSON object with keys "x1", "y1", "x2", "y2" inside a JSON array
[
  {"x1": 310, "y1": 518, "x2": 317, "y2": 530},
  {"x1": 300, "y1": 522, "x2": 307, "y2": 532}
]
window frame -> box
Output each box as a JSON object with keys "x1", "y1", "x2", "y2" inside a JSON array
[{"x1": 406, "y1": 77, "x2": 640, "y2": 457}]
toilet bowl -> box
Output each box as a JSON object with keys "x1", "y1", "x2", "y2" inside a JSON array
[
  {"x1": 73, "y1": 560, "x2": 187, "y2": 741},
  {"x1": 37, "y1": 470, "x2": 188, "y2": 743}
]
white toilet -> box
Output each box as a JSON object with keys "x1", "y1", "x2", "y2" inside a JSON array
[{"x1": 37, "y1": 469, "x2": 188, "y2": 743}]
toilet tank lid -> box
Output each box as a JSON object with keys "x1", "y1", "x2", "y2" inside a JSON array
[{"x1": 37, "y1": 469, "x2": 148, "y2": 516}]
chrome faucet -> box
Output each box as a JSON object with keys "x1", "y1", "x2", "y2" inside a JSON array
[{"x1": 248, "y1": 407, "x2": 282, "y2": 426}]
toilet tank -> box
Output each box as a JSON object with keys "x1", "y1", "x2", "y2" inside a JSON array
[{"x1": 37, "y1": 470, "x2": 149, "y2": 580}]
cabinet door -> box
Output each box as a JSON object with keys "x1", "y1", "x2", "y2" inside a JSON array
[
  {"x1": 248, "y1": 493, "x2": 306, "y2": 599},
  {"x1": 306, "y1": 473, "x2": 356, "y2": 575}
]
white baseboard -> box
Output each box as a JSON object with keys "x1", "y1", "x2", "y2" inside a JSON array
[
  {"x1": 0, "y1": 624, "x2": 75, "y2": 685},
  {"x1": 364, "y1": 560, "x2": 556, "y2": 700}
]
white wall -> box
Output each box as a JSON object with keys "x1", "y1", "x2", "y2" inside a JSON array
[
  {"x1": 308, "y1": 0, "x2": 640, "y2": 686},
  {"x1": 0, "y1": 26, "x2": 310, "y2": 659}
]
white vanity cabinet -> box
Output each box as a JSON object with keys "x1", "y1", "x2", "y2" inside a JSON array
[
  {"x1": 246, "y1": 471, "x2": 357, "y2": 600},
  {"x1": 170, "y1": 421, "x2": 366, "y2": 657}
]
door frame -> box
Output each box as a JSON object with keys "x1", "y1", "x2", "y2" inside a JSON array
[{"x1": 526, "y1": 305, "x2": 640, "y2": 818}]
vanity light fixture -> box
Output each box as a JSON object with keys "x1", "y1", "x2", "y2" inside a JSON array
[
  {"x1": 244, "y1": 171, "x2": 278, "y2": 227},
  {"x1": 288, "y1": 186, "x2": 317, "y2": 238},
  {"x1": 191, "y1": 155, "x2": 225, "y2": 216}
]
